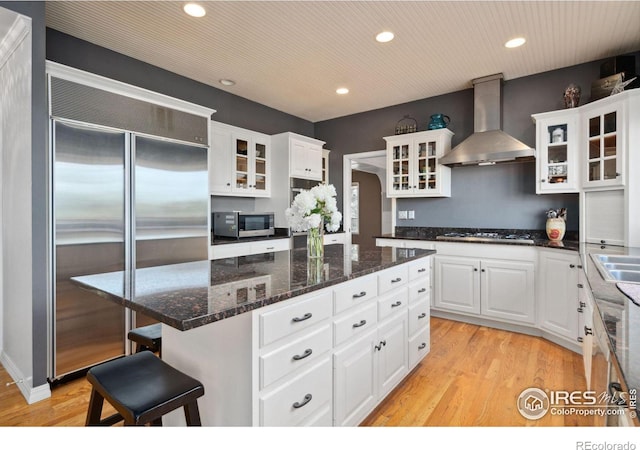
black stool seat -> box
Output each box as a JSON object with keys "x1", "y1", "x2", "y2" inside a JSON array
[
  {"x1": 86, "y1": 351, "x2": 204, "y2": 426},
  {"x1": 128, "y1": 323, "x2": 162, "y2": 355}
]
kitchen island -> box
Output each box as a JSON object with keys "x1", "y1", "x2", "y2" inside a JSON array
[{"x1": 73, "y1": 244, "x2": 435, "y2": 426}]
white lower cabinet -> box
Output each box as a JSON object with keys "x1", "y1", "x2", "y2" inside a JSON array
[
  {"x1": 333, "y1": 311, "x2": 408, "y2": 427},
  {"x1": 434, "y1": 254, "x2": 535, "y2": 325},
  {"x1": 254, "y1": 256, "x2": 432, "y2": 426},
  {"x1": 538, "y1": 249, "x2": 580, "y2": 342}
]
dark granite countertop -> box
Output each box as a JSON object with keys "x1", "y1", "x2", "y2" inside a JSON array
[
  {"x1": 72, "y1": 245, "x2": 435, "y2": 331},
  {"x1": 377, "y1": 226, "x2": 580, "y2": 251},
  {"x1": 580, "y1": 243, "x2": 640, "y2": 414}
]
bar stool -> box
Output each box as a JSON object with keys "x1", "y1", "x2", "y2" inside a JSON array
[
  {"x1": 85, "y1": 351, "x2": 204, "y2": 426},
  {"x1": 128, "y1": 323, "x2": 162, "y2": 356}
]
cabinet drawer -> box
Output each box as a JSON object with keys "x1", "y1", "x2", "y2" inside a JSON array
[
  {"x1": 378, "y1": 265, "x2": 409, "y2": 295},
  {"x1": 333, "y1": 301, "x2": 377, "y2": 347},
  {"x1": 409, "y1": 258, "x2": 431, "y2": 281},
  {"x1": 409, "y1": 326, "x2": 430, "y2": 368},
  {"x1": 259, "y1": 291, "x2": 332, "y2": 347},
  {"x1": 259, "y1": 357, "x2": 332, "y2": 426},
  {"x1": 260, "y1": 324, "x2": 332, "y2": 389},
  {"x1": 408, "y1": 300, "x2": 430, "y2": 336},
  {"x1": 333, "y1": 273, "x2": 378, "y2": 315},
  {"x1": 377, "y1": 288, "x2": 408, "y2": 321},
  {"x1": 251, "y1": 238, "x2": 290, "y2": 254},
  {"x1": 408, "y1": 279, "x2": 429, "y2": 304}
]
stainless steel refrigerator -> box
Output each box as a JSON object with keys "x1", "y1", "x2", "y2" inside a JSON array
[{"x1": 51, "y1": 120, "x2": 208, "y2": 381}]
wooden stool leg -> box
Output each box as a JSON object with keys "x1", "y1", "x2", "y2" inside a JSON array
[
  {"x1": 184, "y1": 401, "x2": 201, "y2": 426},
  {"x1": 85, "y1": 388, "x2": 105, "y2": 426}
]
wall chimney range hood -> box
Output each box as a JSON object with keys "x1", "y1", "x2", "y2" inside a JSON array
[{"x1": 439, "y1": 73, "x2": 535, "y2": 166}]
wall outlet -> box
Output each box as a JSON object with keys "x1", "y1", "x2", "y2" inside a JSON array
[
  {"x1": 408, "y1": 210, "x2": 415, "y2": 219},
  {"x1": 398, "y1": 210, "x2": 408, "y2": 220}
]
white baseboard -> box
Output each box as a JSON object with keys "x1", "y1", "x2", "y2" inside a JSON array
[{"x1": 0, "y1": 351, "x2": 51, "y2": 404}]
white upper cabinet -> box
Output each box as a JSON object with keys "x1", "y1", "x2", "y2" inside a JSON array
[
  {"x1": 209, "y1": 121, "x2": 271, "y2": 197},
  {"x1": 271, "y1": 132, "x2": 325, "y2": 181},
  {"x1": 532, "y1": 109, "x2": 579, "y2": 193},
  {"x1": 384, "y1": 129, "x2": 453, "y2": 198},
  {"x1": 582, "y1": 98, "x2": 624, "y2": 189}
]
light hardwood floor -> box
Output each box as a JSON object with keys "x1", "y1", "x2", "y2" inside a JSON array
[{"x1": 0, "y1": 317, "x2": 594, "y2": 426}]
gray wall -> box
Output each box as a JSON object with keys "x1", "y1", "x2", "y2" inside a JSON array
[{"x1": 315, "y1": 53, "x2": 640, "y2": 232}]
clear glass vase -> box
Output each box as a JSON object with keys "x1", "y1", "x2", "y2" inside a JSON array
[{"x1": 307, "y1": 224, "x2": 324, "y2": 259}]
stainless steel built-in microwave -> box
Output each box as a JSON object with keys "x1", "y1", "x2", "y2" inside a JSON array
[{"x1": 212, "y1": 212, "x2": 275, "y2": 239}]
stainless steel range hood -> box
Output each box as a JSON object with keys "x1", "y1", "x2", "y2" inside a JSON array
[{"x1": 439, "y1": 73, "x2": 535, "y2": 166}]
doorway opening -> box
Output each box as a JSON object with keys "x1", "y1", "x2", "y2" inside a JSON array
[{"x1": 343, "y1": 151, "x2": 391, "y2": 249}]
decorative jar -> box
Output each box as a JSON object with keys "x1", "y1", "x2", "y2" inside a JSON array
[{"x1": 546, "y1": 218, "x2": 566, "y2": 241}]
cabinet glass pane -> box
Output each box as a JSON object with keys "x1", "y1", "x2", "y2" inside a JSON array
[
  {"x1": 548, "y1": 125, "x2": 567, "y2": 144},
  {"x1": 255, "y1": 143, "x2": 266, "y2": 159},
  {"x1": 589, "y1": 117, "x2": 600, "y2": 137},
  {"x1": 236, "y1": 139, "x2": 248, "y2": 156},
  {"x1": 418, "y1": 159, "x2": 426, "y2": 174},
  {"x1": 604, "y1": 112, "x2": 616, "y2": 134},
  {"x1": 401, "y1": 145, "x2": 409, "y2": 159},
  {"x1": 417, "y1": 174, "x2": 426, "y2": 189},
  {"x1": 603, "y1": 159, "x2": 617, "y2": 180},
  {"x1": 428, "y1": 175, "x2": 436, "y2": 189},
  {"x1": 603, "y1": 135, "x2": 617, "y2": 157},
  {"x1": 548, "y1": 145, "x2": 567, "y2": 163},
  {"x1": 236, "y1": 173, "x2": 248, "y2": 188},
  {"x1": 548, "y1": 164, "x2": 568, "y2": 183},
  {"x1": 589, "y1": 139, "x2": 600, "y2": 160},
  {"x1": 428, "y1": 142, "x2": 436, "y2": 157},
  {"x1": 589, "y1": 161, "x2": 601, "y2": 181},
  {"x1": 236, "y1": 155, "x2": 248, "y2": 172},
  {"x1": 417, "y1": 142, "x2": 427, "y2": 158},
  {"x1": 428, "y1": 158, "x2": 436, "y2": 172},
  {"x1": 255, "y1": 159, "x2": 266, "y2": 175},
  {"x1": 255, "y1": 175, "x2": 266, "y2": 190}
]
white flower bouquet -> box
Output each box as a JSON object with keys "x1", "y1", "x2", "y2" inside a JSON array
[{"x1": 286, "y1": 184, "x2": 342, "y2": 258}]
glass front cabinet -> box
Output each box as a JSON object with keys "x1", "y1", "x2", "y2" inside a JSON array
[
  {"x1": 209, "y1": 121, "x2": 271, "y2": 197},
  {"x1": 582, "y1": 100, "x2": 624, "y2": 189},
  {"x1": 532, "y1": 110, "x2": 579, "y2": 194},
  {"x1": 385, "y1": 128, "x2": 453, "y2": 198}
]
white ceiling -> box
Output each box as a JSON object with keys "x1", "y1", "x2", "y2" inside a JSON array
[{"x1": 44, "y1": 1, "x2": 640, "y2": 123}]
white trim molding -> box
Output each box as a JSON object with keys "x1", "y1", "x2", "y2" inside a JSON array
[
  {"x1": 45, "y1": 60, "x2": 216, "y2": 119},
  {"x1": 0, "y1": 14, "x2": 30, "y2": 71},
  {"x1": 0, "y1": 352, "x2": 51, "y2": 404}
]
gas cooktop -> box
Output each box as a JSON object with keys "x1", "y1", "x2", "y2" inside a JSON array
[{"x1": 435, "y1": 232, "x2": 535, "y2": 245}]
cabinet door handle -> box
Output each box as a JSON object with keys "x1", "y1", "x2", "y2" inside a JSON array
[
  {"x1": 353, "y1": 319, "x2": 367, "y2": 328},
  {"x1": 580, "y1": 301, "x2": 586, "y2": 308},
  {"x1": 481, "y1": 269, "x2": 485, "y2": 272},
  {"x1": 541, "y1": 179, "x2": 546, "y2": 183},
  {"x1": 577, "y1": 264, "x2": 583, "y2": 269},
  {"x1": 474, "y1": 268, "x2": 478, "y2": 272},
  {"x1": 391, "y1": 277, "x2": 402, "y2": 283},
  {"x1": 266, "y1": 247, "x2": 274, "y2": 250},
  {"x1": 577, "y1": 307, "x2": 584, "y2": 313},
  {"x1": 292, "y1": 394, "x2": 313, "y2": 409},
  {"x1": 418, "y1": 312, "x2": 427, "y2": 319},
  {"x1": 418, "y1": 268, "x2": 426, "y2": 273},
  {"x1": 570, "y1": 264, "x2": 576, "y2": 268},
  {"x1": 352, "y1": 291, "x2": 367, "y2": 299},
  {"x1": 292, "y1": 312, "x2": 312, "y2": 323},
  {"x1": 391, "y1": 301, "x2": 402, "y2": 308},
  {"x1": 292, "y1": 348, "x2": 313, "y2": 361},
  {"x1": 577, "y1": 337, "x2": 584, "y2": 343},
  {"x1": 418, "y1": 342, "x2": 427, "y2": 350},
  {"x1": 584, "y1": 326, "x2": 593, "y2": 336},
  {"x1": 577, "y1": 283, "x2": 584, "y2": 288},
  {"x1": 418, "y1": 288, "x2": 427, "y2": 294}
]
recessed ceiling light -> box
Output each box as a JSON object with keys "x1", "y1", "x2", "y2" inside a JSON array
[
  {"x1": 219, "y1": 79, "x2": 235, "y2": 86},
  {"x1": 505, "y1": 37, "x2": 526, "y2": 48},
  {"x1": 183, "y1": 3, "x2": 206, "y2": 18},
  {"x1": 375, "y1": 31, "x2": 394, "y2": 43},
  {"x1": 336, "y1": 87, "x2": 349, "y2": 95}
]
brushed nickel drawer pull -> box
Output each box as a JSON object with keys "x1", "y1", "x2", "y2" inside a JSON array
[
  {"x1": 292, "y1": 312, "x2": 312, "y2": 323},
  {"x1": 292, "y1": 348, "x2": 313, "y2": 361},
  {"x1": 391, "y1": 301, "x2": 402, "y2": 308},
  {"x1": 353, "y1": 319, "x2": 367, "y2": 328},
  {"x1": 418, "y1": 288, "x2": 427, "y2": 293},
  {"x1": 292, "y1": 394, "x2": 312, "y2": 409},
  {"x1": 391, "y1": 277, "x2": 402, "y2": 283},
  {"x1": 418, "y1": 342, "x2": 427, "y2": 350},
  {"x1": 352, "y1": 291, "x2": 367, "y2": 299},
  {"x1": 418, "y1": 268, "x2": 426, "y2": 273},
  {"x1": 418, "y1": 312, "x2": 427, "y2": 319}
]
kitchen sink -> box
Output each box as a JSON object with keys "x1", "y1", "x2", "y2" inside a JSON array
[{"x1": 591, "y1": 254, "x2": 640, "y2": 284}]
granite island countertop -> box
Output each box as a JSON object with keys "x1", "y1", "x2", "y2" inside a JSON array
[{"x1": 72, "y1": 245, "x2": 435, "y2": 331}]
